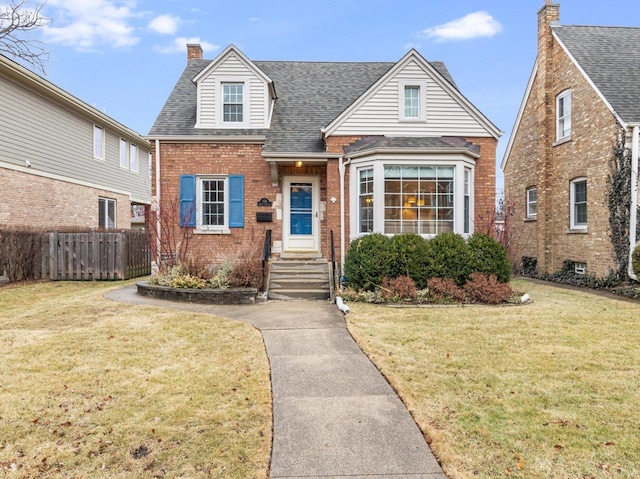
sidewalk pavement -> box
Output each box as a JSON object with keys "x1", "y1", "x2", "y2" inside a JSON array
[{"x1": 105, "y1": 285, "x2": 447, "y2": 478}]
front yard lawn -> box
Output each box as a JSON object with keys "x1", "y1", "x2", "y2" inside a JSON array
[
  {"x1": 345, "y1": 279, "x2": 640, "y2": 479},
  {"x1": 0, "y1": 281, "x2": 271, "y2": 478}
]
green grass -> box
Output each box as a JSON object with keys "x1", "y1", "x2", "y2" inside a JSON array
[
  {"x1": 0, "y1": 280, "x2": 271, "y2": 478},
  {"x1": 345, "y1": 279, "x2": 640, "y2": 479}
]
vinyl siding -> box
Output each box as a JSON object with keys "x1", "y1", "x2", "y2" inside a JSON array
[
  {"x1": 197, "y1": 52, "x2": 269, "y2": 128},
  {"x1": 333, "y1": 60, "x2": 489, "y2": 137},
  {"x1": 0, "y1": 74, "x2": 150, "y2": 204}
]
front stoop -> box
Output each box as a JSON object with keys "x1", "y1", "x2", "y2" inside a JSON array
[{"x1": 267, "y1": 259, "x2": 330, "y2": 300}]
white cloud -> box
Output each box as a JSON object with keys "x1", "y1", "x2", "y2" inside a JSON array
[
  {"x1": 423, "y1": 11, "x2": 502, "y2": 42},
  {"x1": 148, "y1": 14, "x2": 179, "y2": 35},
  {"x1": 156, "y1": 36, "x2": 219, "y2": 55},
  {"x1": 42, "y1": 0, "x2": 139, "y2": 49}
]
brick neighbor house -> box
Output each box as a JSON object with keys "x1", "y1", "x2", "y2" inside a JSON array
[
  {"x1": 502, "y1": 1, "x2": 640, "y2": 279},
  {"x1": 149, "y1": 44, "x2": 501, "y2": 298},
  {"x1": 0, "y1": 54, "x2": 151, "y2": 231}
]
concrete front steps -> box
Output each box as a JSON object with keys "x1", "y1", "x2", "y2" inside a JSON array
[{"x1": 267, "y1": 258, "x2": 331, "y2": 300}]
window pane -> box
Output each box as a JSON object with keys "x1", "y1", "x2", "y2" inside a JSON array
[
  {"x1": 130, "y1": 144, "x2": 138, "y2": 171},
  {"x1": 404, "y1": 86, "x2": 419, "y2": 118},
  {"x1": 201, "y1": 179, "x2": 225, "y2": 226},
  {"x1": 119, "y1": 139, "x2": 127, "y2": 168},
  {"x1": 94, "y1": 126, "x2": 103, "y2": 158},
  {"x1": 223, "y1": 83, "x2": 243, "y2": 122},
  {"x1": 359, "y1": 168, "x2": 374, "y2": 233},
  {"x1": 107, "y1": 200, "x2": 115, "y2": 229}
]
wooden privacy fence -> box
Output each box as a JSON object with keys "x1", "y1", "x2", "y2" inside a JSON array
[{"x1": 42, "y1": 231, "x2": 151, "y2": 281}]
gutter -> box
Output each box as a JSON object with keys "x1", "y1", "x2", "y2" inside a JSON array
[
  {"x1": 629, "y1": 126, "x2": 639, "y2": 281},
  {"x1": 338, "y1": 156, "x2": 350, "y2": 275},
  {"x1": 155, "y1": 139, "x2": 161, "y2": 268}
]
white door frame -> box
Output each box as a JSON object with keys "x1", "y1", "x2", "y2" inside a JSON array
[{"x1": 282, "y1": 176, "x2": 320, "y2": 254}]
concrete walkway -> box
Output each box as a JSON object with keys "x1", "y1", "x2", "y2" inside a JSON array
[{"x1": 105, "y1": 286, "x2": 446, "y2": 478}]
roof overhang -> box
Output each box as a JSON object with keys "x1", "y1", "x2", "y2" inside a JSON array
[
  {"x1": 345, "y1": 146, "x2": 481, "y2": 160},
  {"x1": 146, "y1": 135, "x2": 266, "y2": 144}
]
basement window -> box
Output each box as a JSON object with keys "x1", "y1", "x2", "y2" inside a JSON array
[{"x1": 574, "y1": 262, "x2": 587, "y2": 275}]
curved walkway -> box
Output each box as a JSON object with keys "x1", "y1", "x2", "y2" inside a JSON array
[{"x1": 105, "y1": 286, "x2": 446, "y2": 478}]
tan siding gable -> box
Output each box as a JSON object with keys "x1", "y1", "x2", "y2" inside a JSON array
[
  {"x1": 332, "y1": 59, "x2": 490, "y2": 137},
  {"x1": 196, "y1": 51, "x2": 269, "y2": 128}
]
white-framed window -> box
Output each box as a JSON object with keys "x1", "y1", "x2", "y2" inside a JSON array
[
  {"x1": 464, "y1": 168, "x2": 471, "y2": 234},
  {"x1": 556, "y1": 90, "x2": 571, "y2": 140},
  {"x1": 119, "y1": 138, "x2": 128, "y2": 169},
  {"x1": 149, "y1": 152, "x2": 152, "y2": 178},
  {"x1": 570, "y1": 177, "x2": 587, "y2": 230},
  {"x1": 398, "y1": 80, "x2": 427, "y2": 121},
  {"x1": 574, "y1": 262, "x2": 587, "y2": 275},
  {"x1": 98, "y1": 197, "x2": 116, "y2": 229},
  {"x1": 222, "y1": 83, "x2": 244, "y2": 123},
  {"x1": 526, "y1": 187, "x2": 538, "y2": 219},
  {"x1": 197, "y1": 176, "x2": 228, "y2": 231},
  {"x1": 129, "y1": 143, "x2": 138, "y2": 172},
  {"x1": 358, "y1": 168, "x2": 374, "y2": 233},
  {"x1": 93, "y1": 125, "x2": 105, "y2": 160}
]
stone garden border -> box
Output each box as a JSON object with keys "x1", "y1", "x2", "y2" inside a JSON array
[{"x1": 136, "y1": 281, "x2": 259, "y2": 305}]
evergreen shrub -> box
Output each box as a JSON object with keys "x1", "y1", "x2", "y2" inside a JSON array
[
  {"x1": 467, "y1": 233, "x2": 512, "y2": 283},
  {"x1": 387, "y1": 233, "x2": 430, "y2": 288},
  {"x1": 423, "y1": 232, "x2": 470, "y2": 286},
  {"x1": 344, "y1": 233, "x2": 391, "y2": 291}
]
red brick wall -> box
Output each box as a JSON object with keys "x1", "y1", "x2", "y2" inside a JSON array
[
  {"x1": 152, "y1": 141, "x2": 279, "y2": 266},
  {"x1": 0, "y1": 167, "x2": 131, "y2": 230}
]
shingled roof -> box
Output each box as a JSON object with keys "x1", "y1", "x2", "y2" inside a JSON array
[
  {"x1": 148, "y1": 57, "x2": 458, "y2": 153},
  {"x1": 553, "y1": 25, "x2": 640, "y2": 124}
]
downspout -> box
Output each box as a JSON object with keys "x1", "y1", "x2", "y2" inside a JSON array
[
  {"x1": 628, "y1": 126, "x2": 639, "y2": 280},
  {"x1": 338, "y1": 156, "x2": 351, "y2": 275},
  {"x1": 155, "y1": 139, "x2": 161, "y2": 269}
]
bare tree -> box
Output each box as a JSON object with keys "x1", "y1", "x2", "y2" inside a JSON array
[{"x1": 0, "y1": 0, "x2": 49, "y2": 73}]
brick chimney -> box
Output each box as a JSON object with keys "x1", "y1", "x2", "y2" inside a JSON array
[
  {"x1": 187, "y1": 44, "x2": 203, "y2": 62},
  {"x1": 536, "y1": 1, "x2": 560, "y2": 273}
]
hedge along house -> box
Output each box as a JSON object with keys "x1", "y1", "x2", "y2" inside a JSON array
[
  {"x1": 502, "y1": 1, "x2": 640, "y2": 279},
  {"x1": 149, "y1": 44, "x2": 501, "y2": 297}
]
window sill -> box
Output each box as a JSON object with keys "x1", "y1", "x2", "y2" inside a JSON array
[
  {"x1": 399, "y1": 118, "x2": 427, "y2": 123},
  {"x1": 553, "y1": 136, "x2": 571, "y2": 147},
  {"x1": 567, "y1": 228, "x2": 588, "y2": 234},
  {"x1": 524, "y1": 217, "x2": 537, "y2": 222},
  {"x1": 195, "y1": 229, "x2": 231, "y2": 235}
]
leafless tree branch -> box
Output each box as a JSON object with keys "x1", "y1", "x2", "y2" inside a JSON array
[{"x1": 0, "y1": 0, "x2": 49, "y2": 73}]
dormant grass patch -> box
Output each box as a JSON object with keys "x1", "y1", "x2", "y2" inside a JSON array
[
  {"x1": 0, "y1": 281, "x2": 271, "y2": 478},
  {"x1": 345, "y1": 279, "x2": 640, "y2": 479}
]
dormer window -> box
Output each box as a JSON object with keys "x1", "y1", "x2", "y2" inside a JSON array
[
  {"x1": 223, "y1": 83, "x2": 244, "y2": 123},
  {"x1": 398, "y1": 80, "x2": 427, "y2": 121}
]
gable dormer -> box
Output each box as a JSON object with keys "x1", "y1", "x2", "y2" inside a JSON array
[
  {"x1": 322, "y1": 50, "x2": 501, "y2": 139},
  {"x1": 193, "y1": 45, "x2": 275, "y2": 129}
]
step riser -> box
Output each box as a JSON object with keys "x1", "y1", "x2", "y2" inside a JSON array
[
  {"x1": 267, "y1": 260, "x2": 331, "y2": 300},
  {"x1": 269, "y1": 281, "x2": 331, "y2": 290},
  {"x1": 268, "y1": 290, "x2": 330, "y2": 300}
]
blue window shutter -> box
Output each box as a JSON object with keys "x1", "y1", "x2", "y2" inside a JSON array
[
  {"x1": 179, "y1": 175, "x2": 196, "y2": 228},
  {"x1": 228, "y1": 175, "x2": 244, "y2": 228}
]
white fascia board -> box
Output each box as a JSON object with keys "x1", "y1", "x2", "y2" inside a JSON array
[
  {"x1": 262, "y1": 152, "x2": 341, "y2": 160},
  {"x1": 346, "y1": 146, "x2": 481, "y2": 161},
  {"x1": 501, "y1": 60, "x2": 538, "y2": 171},
  {"x1": 0, "y1": 55, "x2": 148, "y2": 146},
  {"x1": 192, "y1": 44, "x2": 273, "y2": 91},
  {"x1": 551, "y1": 29, "x2": 626, "y2": 128},
  {"x1": 322, "y1": 49, "x2": 503, "y2": 140}
]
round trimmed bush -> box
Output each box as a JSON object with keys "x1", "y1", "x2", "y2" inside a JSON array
[
  {"x1": 467, "y1": 233, "x2": 512, "y2": 283},
  {"x1": 424, "y1": 232, "x2": 470, "y2": 286},
  {"x1": 387, "y1": 233, "x2": 431, "y2": 288},
  {"x1": 344, "y1": 233, "x2": 392, "y2": 291}
]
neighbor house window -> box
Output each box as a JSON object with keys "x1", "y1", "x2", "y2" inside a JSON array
[
  {"x1": 574, "y1": 262, "x2": 587, "y2": 275},
  {"x1": 222, "y1": 83, "x2": 244, "y2": 123},
  {"x1": 359, "y1": 168, "x2": 374, "y2": 233},
  {"x1": 556, "y1": 90, "x2": 571, "y2": 140},
  {"x1": 119, "y1": 138, "x2": 128, "y2": 168},
  {"x1": 129, "y1": 143, "x2": 138, "y2": 172},
  {"x1": 384, "y1": 166, "x2": 454, "y2": 235},
  {"x1": 464, "y1": 168, "x2": 471, "y2": 234},
  {"x1": 526, "y1": 187, "x2": 538, "y2": 219},
  {"x1": 98, "y1": 198, "x2": 115, "y2": 229},
  {"x1": 93, "y1": 125, "x2": 104, "y2": 159},
  {"x1": 570, "y1": 177, "x2": 587, "y2": 229}
]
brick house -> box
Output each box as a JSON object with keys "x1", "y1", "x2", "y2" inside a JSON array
[
  {"x1": 0, "y1": 54, "x2": 151, "y2": 230},
  {"x1": 149, "y1": 44, "x2": 501, "y2": 295},
  {"x1": 502, "y1": 1, "x2": 640, "y2": 279}
]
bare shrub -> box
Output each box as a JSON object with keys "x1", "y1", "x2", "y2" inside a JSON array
[
  {"x1": 0, "y1": 227, "x2": 44, "y2": 281},
  {"x1": 380, "y1": 276, "x2": 417, "y2": 302},
  {"x1": 463, "y1": 272, "x2": 513, "y2": 304},
  {"x1": 427, "y1": 277, "x2": 465, "y2": 303},
  {"x1": 229, "y1": 260, "x2": 263, "y2": 289}
]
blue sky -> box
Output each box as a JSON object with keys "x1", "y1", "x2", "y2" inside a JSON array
[{"x1": 12, "y1": 0, "x2": 640, "y2": 189}]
